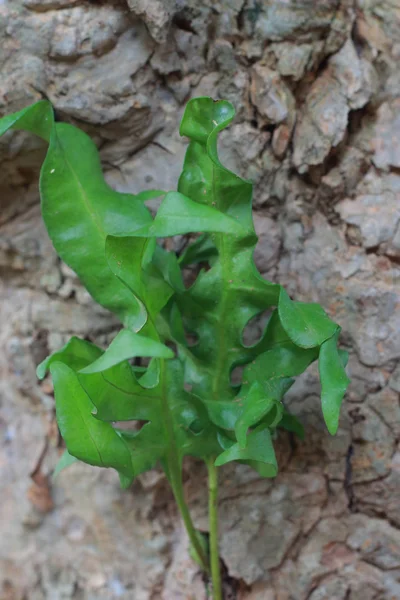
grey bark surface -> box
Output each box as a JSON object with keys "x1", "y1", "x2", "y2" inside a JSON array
[{"x1": 0, "y1": 1, "x2": 399, "y2": 598}]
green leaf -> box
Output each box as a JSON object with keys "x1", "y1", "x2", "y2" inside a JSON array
[
  {"x1": 202, "y1": 399, "x2": 242, "y2": 431},
  {"x1": 53, "y1": 449, "x2": 78, "y2": 479},
  {"x1": 106, "y1": 235, "x2": 174, "y2": 321},
  {"x1": 179, "y1": 97, "x2": 235, "y2": 144},
  {"x1": 80, "y1": 363, "x2": 161, "y2": 422},
  {"x1": 319, "y1": 334, "x2": 350, "y2": 435},
  {"x1": 165, "y1": 301, "x2": 187, "y2": 345},
  {"x1": 37, "y1": 335, "x2": 163, "y2": 422},
  {"x1": 51, "y1": 362, "x2": 134, "y2": 479},
  {"x1": 215, "y1": 425, "x2": 278, "y2": 478},
  {"x1": 1, "y1": 96, "x2": 350, "y2": 494},
  {"x1": 37, "y1": 337, "x2": 102, "y2": 380},
  {"x1": 176, "y1": 97, "x2": 280, "y2": 407},
  {"x1": 278, "y1": 287, "x2": 338, "y2": 349},
  {"x1": 242, "y1": 367, "x2": 294, "y2": 399},
  {"x1": 40, "y1": 123, "x2": 153, "y2": 329},
  {"x1": 257, "y1": 345, "x2": 317, "y2": 379},
  {"x1": 232, "y1": 370, "x2": 293, "y2": 447},
  {"x1": 178, "y1": 234, "x2": 218, "y2": 266},
  {"x1": 36, "y1": 335, "x2": 161, "y2": 422},
  {"x1": 111, "y1": 359, "x2": 213, "y2": 471},
  {"x1": 133, "y1": 191, "x2": 248, "y2": 238},
  {"x1": 278, "y1": 410, "x2": 305, "y2": 440},
  {"x1": 138, "y1": 358, "x2": 160, "y2": 388},
  {"x1": 117, "y1": 422, "x2": 167, "y2": 478},
  {"x1": 134, "y1": 190, "x2": 166, "y2": 203},
  {"x1": 216, "y1": 429, "x2": 235, "y2": 451},
  {"x1": 0, "y1": 100, "x2": 53, "y2": 141},
  {"x1": 80, "y1": 329, "x2": 174, "y2": 374},
  {"x1": 339, "y1": 348, "x2": 349, "y2": 367},
  {"x1": 119, "y1": 473, "x2": 134, "y2": 490},
  {"x1": 0, "y1": 102, "x2": 160, "y2": 329},
  {"x1": 234, "y1": 382, "x2": 276, "y2": 448},
  {"x1": 152, "y1": 245, "x2": 185, "y2": 293}
]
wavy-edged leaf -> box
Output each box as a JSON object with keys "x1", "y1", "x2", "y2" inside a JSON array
[
  {"x1": 215, "y1": 425, "x2": 277, "y2": 478},
  {"x1": 171, "y1": 97, "x2": 348, "y2": 470},
  {"x1": 51, "y1": 362, "x2": 134, "y2": 479},
  {"x1": 117, "y1": 422, "x2": 167, "y2": 478},
  {"x1": 80, "y1": 329, "x2": 174, "y2": 374},
  {"x1": 178, "y1": 234, "x2": 218, "y2": 267},
  {"x1": 106, "y1": 235, "x2": 176, "y2": 321},
  {"x1": 202, "y1": 399, "x2": 241, "y2": 431},
  {"x1": 234, "y1": 372, "x2": 293, "y2": 446},
  {"x1": 0, "y1": 100, "x2": 53, "y2": 141},
  {"x1": 200, "y1": 366, "x2": 292, "y2": 438},
  {"x1": 2, "y1": 96, "x2": 351, "y2": 490},
  {"x1": 137, "y1": 358, "x2": 160, "y2": 388},
  {"x1": 132, "y1": 191, "x2": 248, "y2": 238},
  {"x1": 37, "y1": 336, "x2": 102, "y2": 380},
  {"x1": 234, "y1": 383, "x2": 276, "y2": 448},
  {"x1": 36, "y1": 335, "x2": 160, "y2": 422},
  {"x1": 40, "y1": 123, "x2": 153, "y2": 329},
  {"x1": 176, "y1": 97, "x2": 280, "y2": 405},
  {"x1": 152, "y1": 245, "x2": 185, "y2": 293},
  {"x1": 319, "y1": 334, "x2": 350, "y2": 435},
  {"x1": 0, "y1": 102, "x2": 162, "y2": 329},
  {"x1": 80, "y1": 362, "x2": 161, "y2": 422},
  {"x1": 278, "y1": 287, "x2": 338, "y2": 349}
]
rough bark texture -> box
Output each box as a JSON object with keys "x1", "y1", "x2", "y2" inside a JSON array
[{"x1": 1, "y1": 1, "x2": 399, "y2": 598}]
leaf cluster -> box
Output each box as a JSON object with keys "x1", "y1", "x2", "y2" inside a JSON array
[{"x1": 0, "y1": 98, "x2": 350, "y2": 486}]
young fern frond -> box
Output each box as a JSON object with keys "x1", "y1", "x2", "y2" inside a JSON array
[{"x1": 0, "y1": 97, "x2": 350, "y2": 598}]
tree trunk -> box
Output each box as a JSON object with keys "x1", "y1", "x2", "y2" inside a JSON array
[{"x1": 1, "y1": 1, "x2": 399, "y2": 598}]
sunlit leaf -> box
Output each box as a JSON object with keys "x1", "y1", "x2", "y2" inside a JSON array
[{"x1": 0, "y1": 103, "x2": 160, "y2": 329}]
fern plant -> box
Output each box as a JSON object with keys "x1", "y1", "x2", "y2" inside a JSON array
[{"x1": 0, "y1": 98, "x2": 349, "y2": 599}]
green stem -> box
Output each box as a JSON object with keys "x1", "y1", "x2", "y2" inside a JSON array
[
  {"x1": 207, "y1": 458, "x2": 223, "y2": 600},
  {"x1": 169, "y1": 462, "x2": 209, "y2": 572},
  {"x1": 159, "y1": 360, "x2": 209, "y2": 572}
]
